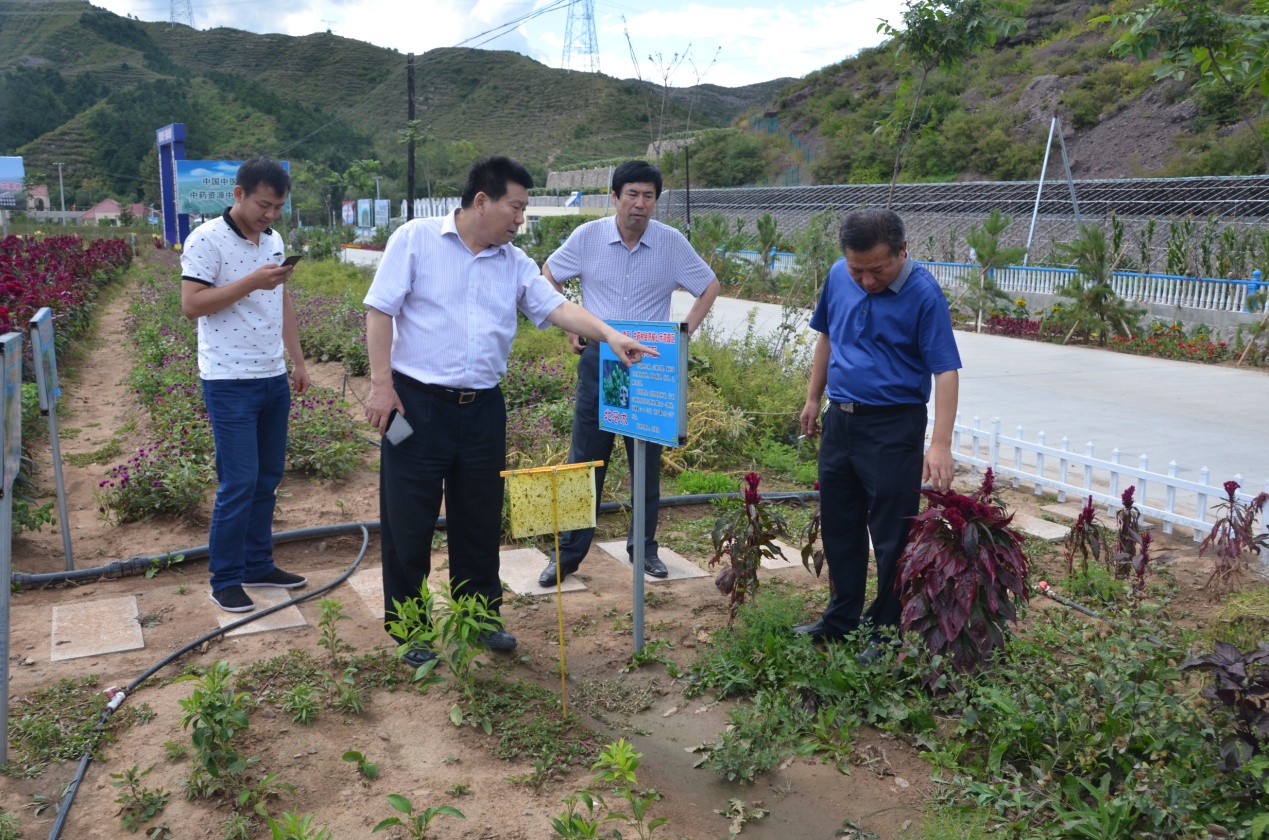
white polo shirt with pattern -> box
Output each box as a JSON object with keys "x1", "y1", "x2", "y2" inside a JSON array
[{"x1": 180, "y1": 209, "x2": 288, "y2": 380}]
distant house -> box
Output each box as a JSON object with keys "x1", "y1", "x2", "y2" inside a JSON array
[
  {"x1": 77, "y1": 198, "x2": 153, "y2": 225},
  {"x1": 26, "y1": 184, "x2": 50, "y2": 211}
]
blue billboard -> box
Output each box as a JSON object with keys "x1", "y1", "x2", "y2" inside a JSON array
[{"x1": 175, "y1": 160, "x2": 291, "y2": 216}]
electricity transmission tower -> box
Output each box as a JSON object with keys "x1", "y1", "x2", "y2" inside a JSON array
[
  {"x1": 170, "y1": 0, "x2": 195, "y2": 28},
  {"x1": 561, "y1": 0, "x2": 600, "y2": 73}
]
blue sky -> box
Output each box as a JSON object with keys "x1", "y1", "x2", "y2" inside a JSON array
[{"x1": 90, "y1": 0, "x2": 908, "y2": 87}]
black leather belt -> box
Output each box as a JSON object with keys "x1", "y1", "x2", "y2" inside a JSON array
[
  {"x1": 394, "y1": 371, "x2": 490, "y2": 405},
  {"x1": 830, "y1": 400, "x2": 923, "y2": 416}
]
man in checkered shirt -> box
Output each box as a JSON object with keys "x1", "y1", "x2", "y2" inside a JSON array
[{"x1": 537, "y1": 161, "x2": 720, "y2": 587}]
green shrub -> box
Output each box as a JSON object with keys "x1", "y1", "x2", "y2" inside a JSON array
[{"x1": 674, "y1": 469, "x2": 738, "y2": 496}]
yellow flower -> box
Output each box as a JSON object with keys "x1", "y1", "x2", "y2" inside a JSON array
[{"x1": 1015, "y1": 298, "x2": 1027, "y2": 306}]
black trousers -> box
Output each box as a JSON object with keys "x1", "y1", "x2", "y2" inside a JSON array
[
  {"x1": 556, "y1": 344, "x2": 662, "y2": 566},
  {"x1": 380, "y1": 373, "x2": 506, "y2": 641},
  {"x1": 816, "y1": 403, "x2": 926, "y2": 636}
]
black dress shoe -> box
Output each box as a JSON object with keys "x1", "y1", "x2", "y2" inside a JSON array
[
  {"x1": 792, "y1": 620, "x2": 837, "y2": 643},
  {"x1": 643, "y1": 554, "x2": 668, "y2": 578},
  {"x1": 538, "y1": 555, "x2": 580, "y2": 587},
  {"x1": 402, "y1": 646, "x2": 437, "y2": 668},
  {"x1": 856, "y1": 642, "x2": 884, "y2": 665},
  {"x1": 478, "y1": 629, "x2": 517, "y2": 651}
]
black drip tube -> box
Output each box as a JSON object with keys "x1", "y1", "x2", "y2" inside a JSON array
[
  {"x1": 46, "y1": 525, "x2": 371, "y2": 840},
  {"x1": 14, "y1": 493, "x2": 819, "y2": 589},
  {"x1": 37, "y1": 491, "x2": 817, "y2": 838}
]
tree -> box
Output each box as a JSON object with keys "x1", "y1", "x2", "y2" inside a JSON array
[
  {"x1": 397, "y1": 120, "x2": 433, "y2": 200},
  {"x1": 1052, "y1": 223, "x2": 1143, "y2": 345},
  {"x1": 877, "y1": 0, "x2": 1024, "y2": 204},
  {"x1": 961, "y1": 209, "x2": 1028, "y2": 332},
  {"x1": 1094, "y1": 0, "x2": 1269, "y2": 172}
]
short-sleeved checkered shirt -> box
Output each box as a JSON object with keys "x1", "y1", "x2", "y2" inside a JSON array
[
  {"x1": 180, "y1": 209, "x2": 287, "y2": 380},
  {"x1": 545, "y1": 216, "x2": 715, "y2": 321}
]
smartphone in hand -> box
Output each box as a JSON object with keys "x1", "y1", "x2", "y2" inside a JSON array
[
  {"x1": 282, "y1": 254, "x2": 303, "y2": 267},
  {"x1": 385, "y1": 410, "x2": 414, "y2": 445}
]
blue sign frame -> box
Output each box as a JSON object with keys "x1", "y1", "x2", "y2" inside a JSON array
[
  {"x1": 29, "y1": 308, "x2": 59, "y2": 413},
  {"x1": 0, "y1": 332, "x2": 22, "y2": 496},
  {"x1": 597, "y1": 320, "x2": 688, "y2": 447}
]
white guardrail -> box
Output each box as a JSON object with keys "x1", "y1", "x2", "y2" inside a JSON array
[
  {"x1": 920, "y1": 262, "x2": 1266, "y2": 313},
  {"x1": 936, "y1": 415, "x2": 1269, "y2": 567}
]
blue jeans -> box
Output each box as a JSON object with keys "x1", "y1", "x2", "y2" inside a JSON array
[{"x1": 202, "y1": 375, "x2": 290, "y2": 590}]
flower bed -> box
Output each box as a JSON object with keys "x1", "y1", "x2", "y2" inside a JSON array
[
  {"x1": 98, "y1": 252, "x2": 365, "y2": 522},
  {"x1": 0, "y1": 233, "x2": 132, "y2": 352}
]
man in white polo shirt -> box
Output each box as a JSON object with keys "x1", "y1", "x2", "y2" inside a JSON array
[
  {"x1": 537, "y1": 160, "x2": 720, "y2": 587},
  {"x1": 180, "y1": 157, "x2": 311, "y2": 613}
]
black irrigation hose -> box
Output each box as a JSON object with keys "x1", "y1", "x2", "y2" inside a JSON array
[
  {"x1": 36, "y1": 489, "x2": 819, "y2": 837},
  {"x1": 47, "y1": 526, "x2": 371, "y2": 840},
  {"x1": 1036, "y1": 580, "x2": 1167, "y2": 647},
  {"x1": 13, "y1": 493, "x2": 820, "y2": 589}
]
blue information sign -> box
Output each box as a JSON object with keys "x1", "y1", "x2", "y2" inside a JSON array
[
  {"x1": 597, "y1": 320, "x2": 688, "y2": 447},
  {"x1": 29, "y1": 308, "x2": 59, "y2": 413},
  {"x1": 175, "y1": 160, "x2": 291, "y2": 216}
]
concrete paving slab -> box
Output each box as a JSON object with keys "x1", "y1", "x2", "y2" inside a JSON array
[
  {"x1": 51, "y1": 596, "x2": 145, "y2": 661},
  {"x1": 764, "y1": 539, "x2": 803, "y2": 570},
  {"x1": 1011, "y1": 512, "x2": 1071, "y2": 541},
  {"x1": 347, "y1": 569, "x2": 385, "y2": 615},
  {"x1": 1040, "y1": 502, "x2": 1090, "y2": 520},
  {"x1": 500, "y1": 546, "x2": 588, "y2": 595},
  {"x1": 221, "y1": 588, "x2": 307, "y2": 637},
  {"x1": 597, "y1": 541, "x2": 709, "y2": 581}
]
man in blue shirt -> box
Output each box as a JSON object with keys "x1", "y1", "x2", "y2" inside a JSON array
[{"x1": 797, "y1": 208, "x2": 961, "y2": 655}]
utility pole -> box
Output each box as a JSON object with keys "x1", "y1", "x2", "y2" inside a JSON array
[
  {"x1": 54, "y1": 163, "x2": 66, "y2": 224},
  {"x1": 373, "y1": 175, "x2": 382, "y2": 200},
  {"x1": 407, "y1": 53, "x2": 415, "y2": 221}
]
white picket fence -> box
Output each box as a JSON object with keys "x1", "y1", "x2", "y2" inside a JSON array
[
  {"x1": 920, "y1": 261, "x2": 1264, "y2": 313},
  {"x1": 939, "y1": 415, "x2": 1269, "y2": 567}
]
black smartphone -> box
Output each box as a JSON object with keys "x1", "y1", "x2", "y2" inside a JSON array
[{"x1": 282, "y1": 254, "x2": 303, "y2": 267}]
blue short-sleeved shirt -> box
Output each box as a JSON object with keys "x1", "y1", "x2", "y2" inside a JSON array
[{"x1": 809, "y1": 257, "x2": 961, "y2": 405}]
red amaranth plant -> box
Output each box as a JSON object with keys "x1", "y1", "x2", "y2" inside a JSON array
[
  {"x1": 1062, "y1": 494, "x2": 1110, "y2": 577},
  {"x1": 1112, "y1": 485, "x2": 1142, "y2": 580},
  {"x1": 709, "y1": 472, "x2": 790, "y2": 623},
  {"x1": 1202, "y1": 480, "x2": 1269, "y2": 594},
  {"x1": 898, "y1": 468, "x2": 1030, "y2": 676}
]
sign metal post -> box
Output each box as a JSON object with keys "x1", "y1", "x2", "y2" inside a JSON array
[
  {"x1": 597, "y1": 321, "x2": 689, "y2": 654},
  {"x1": 30, "y1": 308, "x2": 73, "y2": 570}
]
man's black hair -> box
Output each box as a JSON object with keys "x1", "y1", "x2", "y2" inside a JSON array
[
  {"x1": 461, "y1": 156, "x2": 534, "y2": 208},
  {"x1": 236, "y1": 157, "x2": 290, "y2": 198},
  {"x1": 838, "y1": 208, "x2": 907, "y2": 256},
  {"x1": 611, "y1": 161, "x2": 663, "y2": 199}
]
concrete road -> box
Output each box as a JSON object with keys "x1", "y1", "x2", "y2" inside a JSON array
[{"x1": 674, "y1": 292, "x2": 1269, "y2": 489}]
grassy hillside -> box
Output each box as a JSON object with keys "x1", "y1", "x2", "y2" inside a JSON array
[
  {"x1": 0, "y1": 0, "x2": 781, "y2": 205},
  {"x1": 733, "y1": 0, "x2": 1268, "y2": 185}
]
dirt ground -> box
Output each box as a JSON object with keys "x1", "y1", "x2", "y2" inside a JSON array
[{"x1": 1, "y1": 283, "x2": 1230, "y2": 839}]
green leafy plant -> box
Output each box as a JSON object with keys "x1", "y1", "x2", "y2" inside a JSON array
[
  {"x1": 674, "y1": 469, "x2": 737, "y2": 496},
  {"x1": 281, "y1": 683, "x2": 320, "y2": 726},
  {"x1": 446, "y1": 782, "x2": 471, "y2": 797},
  {"x1": 175, "y1": 661, "x2": 255, "y2": 783},
  {"x1": 372, "y1": 795, "x2": 465, "y2": 839},
  {"x1": 333, "y1": 667, "x2": 367, "y2": 715},
  {"x1": 343, "y1": 750, "x2": 380, "y2": 780},
  {"x1": 0, "y1": 812, "x2": 19, "y2": 840},
  {"x1": 385, "y1": 578, "x2": 503, "y2": 722},
  {"x1": 898, "y1": 468, "x2": 1030, "y2": 677},
  {"x1": 161, "y1": 740, "x2": 187, "y2": 762},
  {"x1": 236, "y1": 772, "x2": 294, "y2": 823},
  {"x1": 591, "y1": 739, "x2": 668, "y2": 840},
  {"x1": 960, "y1": 208, "x2": 1028, "y2": 331},
  {"x1": 317, "y1": 598, "x2": 351, "y2": 664},
  {"x1": 109, "y1": 765, "x2": 170, "y2": 834},
  {"x1": 710, "y1": 472, "x2": 790, "y2": 622},
  {"x1": 1051, "y1": 223, "x2": 1144, "y2": 345},
  {"x1": 1201, "y1": 480, "x2": 1269, "y2": 594},
  {"x1": 267, "y1": 812, "x2": 333, "y2": 840}
]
